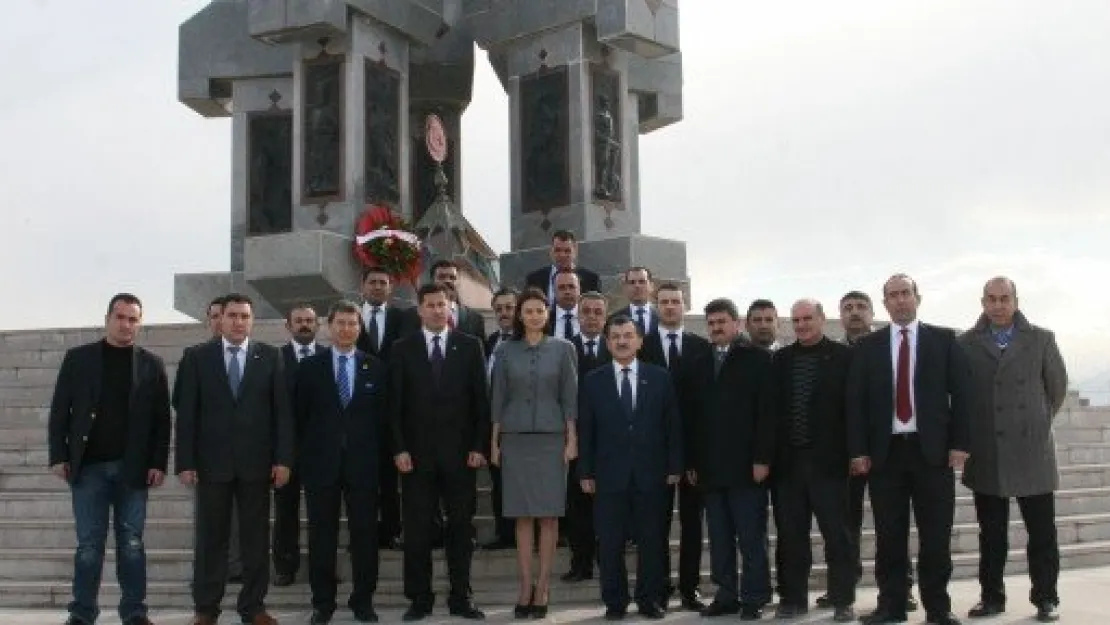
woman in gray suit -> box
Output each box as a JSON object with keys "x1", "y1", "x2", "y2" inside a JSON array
[{"x1": 490, "y1": 287, "x2": 578, "y2": 618}]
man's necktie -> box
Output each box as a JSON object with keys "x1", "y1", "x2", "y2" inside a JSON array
[
  {"x1": 336, "y1": 354, "x2": 352, "y2": 407},
  {"x1": 667, "y1": 332, "x2": 681, "y2": 370},
  {"x1": 563, "y1": 312, "x2": 574, "y2": 340},
  {"x1": 895, "y1": 327, "x2": 912, "y2": 423},
  {"x1": 227, "y1": 345, "x2": 242, "y2": 398},
  {"x1": 620, "y1": 367, "x2": 634, "y2": 415},
  {"x1": 713, "y1": 348, "x2": 727, "y2": 377},
  {"x1": 635, "y1": 307, "x2": 646, "y2": 334},
  {"x1": 367, "y1": 306, "x2": 380, "y2": 352},
  {"x1": 585, "y1": 339, "x2": 596, "y2": 360},
  {"x1": 431, "y1": 335, "x2": 445, "y2": 382},
  {"x1": 298, "y1": 346, "x2": 310, "y2": 361}
]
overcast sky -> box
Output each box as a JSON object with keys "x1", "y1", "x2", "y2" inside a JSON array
[{"x1": 1, "y1": 1, "x2": 1107, "y2": 398}]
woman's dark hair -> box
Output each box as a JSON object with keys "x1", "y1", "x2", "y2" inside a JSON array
[{"x1": 511, "y1": 287, "x2": 551, "y2": 340}]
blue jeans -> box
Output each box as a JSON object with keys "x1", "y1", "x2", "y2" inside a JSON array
[
  {"x1": 69, "y1": 460, "x2": 149, "y2": 624},
  {"x1": 703, "y1": 484, "x2": 771, "y2": 606}
]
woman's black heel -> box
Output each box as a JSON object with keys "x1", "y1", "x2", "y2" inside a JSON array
[
  {"x1": 531, "y1": 586, "x2": 548, "y2": 619},
  {"x1": 514, "y1": 585, "x2": 535, "y2": 619}
]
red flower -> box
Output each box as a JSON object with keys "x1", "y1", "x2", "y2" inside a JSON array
[{"x1": 353, "y1": 205, "x2": 422, "y2": 284}]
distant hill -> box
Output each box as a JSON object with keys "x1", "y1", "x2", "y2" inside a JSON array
[{"x1": 1077, "y1": 369, "x2": 1110, "y2": 406}]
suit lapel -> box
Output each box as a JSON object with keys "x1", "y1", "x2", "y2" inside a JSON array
[
  {"x1": 997, "y1": 328, "x2": 1029, "y2": 369},
  {"x1": 878, "y1": 328, "x2": 894, "y2": 403},
  {"x1": 88, "y1": 341, "x2": 105, "y2": 407},
  {"x1": 209, "y1": 340, "x2": 236, "y2": 402},
  {"x1": 606, "y1": 365, "x2": 632, "y2": 419},
  {"x1": 634, "y1": 367, "x2": 649, "y2": 416},
  {"x1": 321, "y1": 348, "x2": 342, "y2": 406},
  {"x1": 237, "y1": 341, "x2": 262, "y2": 397},
  {"x1": 977, "y1": 331, "x2": 1003, "y2": 361}
]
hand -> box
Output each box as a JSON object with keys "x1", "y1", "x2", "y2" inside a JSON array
[
  {"x1": 850, "y1": 456, "x2": 871, "y2": 476},
  {"x1": 50, "y1": 462, "x2": 70, "y2": 481},
  {"x1": 147, "y1": 469, "x2": 166, "y2": 488},
  {"x1": 466, "y1": 452, "x2": 486, "y2": 469},
  {"x1": 752, "y1": 464, "x2": 770, "y2": 483},
  {"x1": 394, "y1": 452, "x2": 413, "y2": 474},
  {"x1": 490, "y1": 445, "x2": 501, "y2": 468},
  {"x1": 564, "y1": 441, "x2": 578, "y2": 463},
  {"x1": 949, "y1": 450, "x2": 969, "y2": 470},
  {"x1": 271, "y1": 465, "x2": 291, "y2": 488},
  {"x1": 666, "y1": 474, "x2": 680, "y2": 485},
  {"x1": 685, "y1": 470, "x2": 698, "y2": 486},
  {"x1": 178, "y1": 470, "x2": 198, "y2": 486},
  {"x1": 580, "y1": 478, "x2": 596, "y2": 494}
]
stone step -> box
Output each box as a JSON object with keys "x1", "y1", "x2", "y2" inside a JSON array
[{"x1": 1, "y1": 541, "x2": 1108, "y2": 610}]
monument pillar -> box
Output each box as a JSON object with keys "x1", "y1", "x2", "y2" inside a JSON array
[{"x1": 467, "y1": 0, "x2": 687, "y2": 295}]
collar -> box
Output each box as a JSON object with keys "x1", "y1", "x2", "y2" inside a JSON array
[
  {"x1": 557, "y1": 304, "x2": 579, "y2": 316},
  {"x1": 660, "y1": 325, "x2": 684, "y2": 337},
  {"x1": 581, "y1": 333, "x2": 602, "y2": 344},
  {"x1": 222, "y1": 337, "x2": 249, "y2": 353},
  {"x1": 613, "y1": 358, "x2": 639, "y2": 377},
  {"x1": 363, "y1": 300, "x2": 386, "y2": 312},
  {"x1": 332, "y1": 345, "x2": 357, "y2": 359},
  {"x1": 423, "y1": 327, "x2": 448, "y2": 343},
  {"x1": 630, "y1": 302, "x2": 651, "y2": 313},
  {"x1": 291, "y1": 340, "x2": 316, "y2": 353},
  {"x1": 891, "y1": 319, "x2": 920, "y2": 337}
]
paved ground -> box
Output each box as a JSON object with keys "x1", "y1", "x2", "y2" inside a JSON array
[{"x1": 4, "y1": 567, "x2": 1109, "y2": 623}]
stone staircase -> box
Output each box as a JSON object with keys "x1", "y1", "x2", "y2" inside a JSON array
[{"x1": 1, "y1": 321, "x2": 1109, "y2": 609}]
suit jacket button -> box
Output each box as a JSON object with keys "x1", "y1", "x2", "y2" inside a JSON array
[
  {"x1": 82, "y1": 436, "x2": 88, "y2": 441},
  {"x1": 90, "y1": 412, "x2": 96, "y2": 419}
]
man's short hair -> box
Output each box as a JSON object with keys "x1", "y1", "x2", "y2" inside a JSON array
[
  {"x1": 428, "y1": 259, "x2": 459, "y2": 279},
  {"x1": 361, "y1": 266, "x2": 392, "y2": 282},
  {"x1": 554, "y1": 267, "x2": 580, "y2": 280},
  {"x1": 605, "y1": 313, "x2": 643, "y2": 338},
  {"x1": 207, "y1": 295, "x2": 228, "y2": 311},
  {"x1": 655, "y1": 282, "x2": 683, "y2": 297},
  {"x1": 839, "y1": 290, "x2": 873, "y2": 307},
  {"x1": 491, "y1": 287, "x2": 519, "y2": 307},
  {"x1": 107, "y1": 293, "x2": 142, "y2": 315},
  {"x1": 327, "y1": 299, "x2": 361, "y2": 323},
  {"x1": 746, "y1": 298, "x2": 776, "y2": 319},
  {"x1": 704, "y1": 298, "x2": 740, "y2": 320},
  {"x1": 223, "y1": 292, "x2": 254, "y2": 309},
  {"x1": 551, "y1": 229, "x2": 577, "y2": 243},
  {"x1": 883, "y1": 273, "x2": 919, "y2": 296},
  {"x1": 285, "y1": 302, "x2": 317, "y2": 322},
  {"x1": 580, "y1": 290, "x2": 608, "y2": 306},
  {"x1": 624, "y1": 265, "x2": 653, "y2": 281},
  {"x1": 417, "y1": 283, "x2": 449, "y2": 304}
]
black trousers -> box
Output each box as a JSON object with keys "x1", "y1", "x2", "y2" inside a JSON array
[
  {"x1": 378, "y1": 424, "x2": 403, "y2": 544},
  {"x1": 305, "y1": 483, "x2": 380, "y2": 615},
  {"x1": 400, "y1": 462, "x2": 476, "y2": 608},
  {"x1": 565, "y1": 459, "x2": 596, "y2": 573},
  {"x1": 192, "y1": 479, "x2": 271, "y2": 621},
  {"x1": 773, "y1": 451, "x2": 856, "y2": 608},
  {"x1": 973, "y1": 491, "x2": 1059, "y2": 607},
  {"x1": 662, "y1": 480, "x2": 703, "y2": 596},
  {"x1": 868, "y1": 434, "x2": 954, "y2": 617},
  {"x1": 271, "y1": 473, "x2": 300, "y2": 577},
  {"x1": 849, "y1": 475, "x2": 914, "y2": 589},
  {"x1": 489, "y1": 464, "x2": 514, "y2": 543},
  {"x1": 595, "y1": 487, "x2": 668, "y2": 610}
]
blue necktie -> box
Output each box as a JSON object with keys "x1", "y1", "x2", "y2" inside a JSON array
[
  {"x1": 431, "y1": 335, "x2": 444, "y2": 382},
  {"x1": 620, "y1": 367, "x2": 634, "y2": 416},
  {"x1": 635, "y1": 307, "x2": 646, "y2": 334},
  {"x1": 226, "y1": 345, "x2": 242, "y2": 398},
  {"x1": 336, "y1": 354, "x2": 352, "y2": 407}
]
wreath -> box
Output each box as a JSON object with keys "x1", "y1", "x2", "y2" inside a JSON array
[{"x1": 353, "y1": 205, "x2": 422, "y2": 284}]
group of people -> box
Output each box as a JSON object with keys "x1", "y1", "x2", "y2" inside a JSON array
[{"x1": 46, "y1": 229, "x2": 1069, "y2": 625}]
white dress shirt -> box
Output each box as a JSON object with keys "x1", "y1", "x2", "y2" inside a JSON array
[
  {"x1": 612, "y1": 359, "x2": 639, "y2": 409},
  {"x1": 581, "y1": 333, "x2": 603, "y2": 358},
  {"x1": 659, "y1": 325, "x2": 684, "y2": 368},
  {"x1": 290, "y1": 340, "x2": 317, "y2": 361},
  {"x1": 361, "y1": 302, "x2": 386, "y2": 347},
  {"x1": 890, "y1": 319, "x2": 920, "y2": 433},
  {"x1": 423, "y1": 327, "x2": 449, "y2": 358},
  {"x1": 554, "y1": 305, "x2": 581, "y2": 339},
  {"x1": 628, "y1": 303, "x2": 654, "y2": 330},
  {"x1": 222, "y1": 337, "x2": 249, "y2": 376}
]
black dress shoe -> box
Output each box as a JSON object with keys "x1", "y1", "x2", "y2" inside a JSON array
[
  {"x1": 926, "y1": 612, "x2": 962, "y2": 625},
  {"x1": 968, "y1": 602, "x2": 1005, "y2": 618},
  {"x1": 480, "y1": 537, "x2": 513, "y2": 550},
  {"x1": 448, "y1": 600, "x2": 485, "y2": 620},
  {"x1": 379, "y1": 536, "x2": 403, "y2": 550},
  {"x1": 679, "y1": 592, "x2": 706, "y2": 611},
  {"x1": 401, "y1": 604, "x2": 430, "y2": 622},
  {"x1": 604, "y1": 607, "x2": 626, "y2": 620},
  {"x1": 636, "y1": 603, "x2": 666, "y2": 619},
  {"x1": 774, "y1": 603, "x2": 808, "y2": 618},
  {"x1": 815, "y1": 593, "x2": 832, "y2": 608},
  {"x1": 560, "y1": 568, "x2": 593, "y2": 582},
  {"x1": 700, "y1": 600, "x2": 740, "y2": 617},
  {"x1": 352, "y1": 606, "x2": 379, "y2": 623},
  {"x1": 272, "y1": 572, "x2": 295, "y2": 587},
  {"x1": 860, "y1": 608, "x2": 908, "y2": 624},
  {"x1": 739, "y1": 604, "x2": 763, "y2": 620},
  {"x1": 65, "y1": 617, "x2": 92, "y2": 625},
  {"x1": 1036, "y1": 602, "x2": 1060, "y2": 622},
  {"x1": 308, "y1": 609, "x2": 331, "y2": 625},
  {"x1": 227, "y1": 573, "x2": 244, "y2": 584},
  {"x1": 833, "y1": 605, "x2": 856, "y2": 622}
]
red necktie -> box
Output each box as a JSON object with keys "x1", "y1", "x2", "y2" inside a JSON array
[{"x1": 895, "y1": 327, "x2": 912, "y2": 423}]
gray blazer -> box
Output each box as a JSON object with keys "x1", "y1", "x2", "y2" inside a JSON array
[
  {"x1": 491, "y1": 336, "x2": 578, "y2": 433},
  {"x1": 958, "y1": 311, "x2": 1068, "y2": 497}
]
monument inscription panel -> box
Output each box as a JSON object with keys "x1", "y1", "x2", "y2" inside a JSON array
[
  {"x1": 364, "y1": 61, "x2": 401, "y2": 205},
  {"x1": 591, "y1": 66, "x2": 622, "y2": 203},
  {"x1": 302, "y1": 58, "x2": 344, "y2": 200},
  {"x1": 247, "y1": 113, "x2": 293, "y2": 235},
  {"x1": 519, "y1": 66, "x2": 570, "y2": 214}
]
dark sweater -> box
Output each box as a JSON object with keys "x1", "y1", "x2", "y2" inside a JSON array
[
  {"x1": 788, "y1": 343, "x2": 821, "y2": 448},
  {"x1": 84, "y1": 340, "x2": 133, "y2": 464}
]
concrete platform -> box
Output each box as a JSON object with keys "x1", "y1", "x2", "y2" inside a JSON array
[{"x1": 2, "y1": 566, "x2": 1109, "y2": 624}]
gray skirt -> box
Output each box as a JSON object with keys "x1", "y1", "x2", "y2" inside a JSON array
[{"x1": 500, "y1": 432, "x2": 567, "y2": 518}]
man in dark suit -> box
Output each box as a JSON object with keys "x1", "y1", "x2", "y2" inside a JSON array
[
  {"x1": 637, "y1": 282, "x2": 712, "y2": 611},
  {"x1": 174, "y1": 293, "x2": 294, "y2": 625},
  {"x1": 272, "y1": 303, "x2": 318, "y2": 587},
  {"x1": 755, "y1": 299, "x2": 856, "y2": 622},
  {"x1": 847, "y1": 274, "x2": 970, "y2": 625},
  {"x1": 578, "y1": 314, "x2": 682, "y2": 620},
  {"x1": 524, "y1": 229, "x2": 601, "y2": 300},
  {"x1": 390, "y1": 283, "x2": 490, "y2": 621},
  {"x1": 610, "y1": 266, "x2": 659, "y2": 337},
  {"x1": 423, "y1": 259, "x2": 486, "y2": 339},
  {"x1": 548, "y1": 268, "x2": 582, "y2": 340},
  {"x1": 356, "y1": 266, "x2": 414, "y2": 550},
  {"x1": 560, "y1": 291, "x2": 611, "y2": 583},
  {"x1": 48, "y1": 293, "x2": 171, "y2": 625},
  {"x1": 481, "y1": 287, "x2": 519, "y2": 551},
  {"x1": 687, "y1": 298, "x2": 772, "y2": 620},
  {"x1": 296, "y1": 300, "x2": 388, "y2": 624}
]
